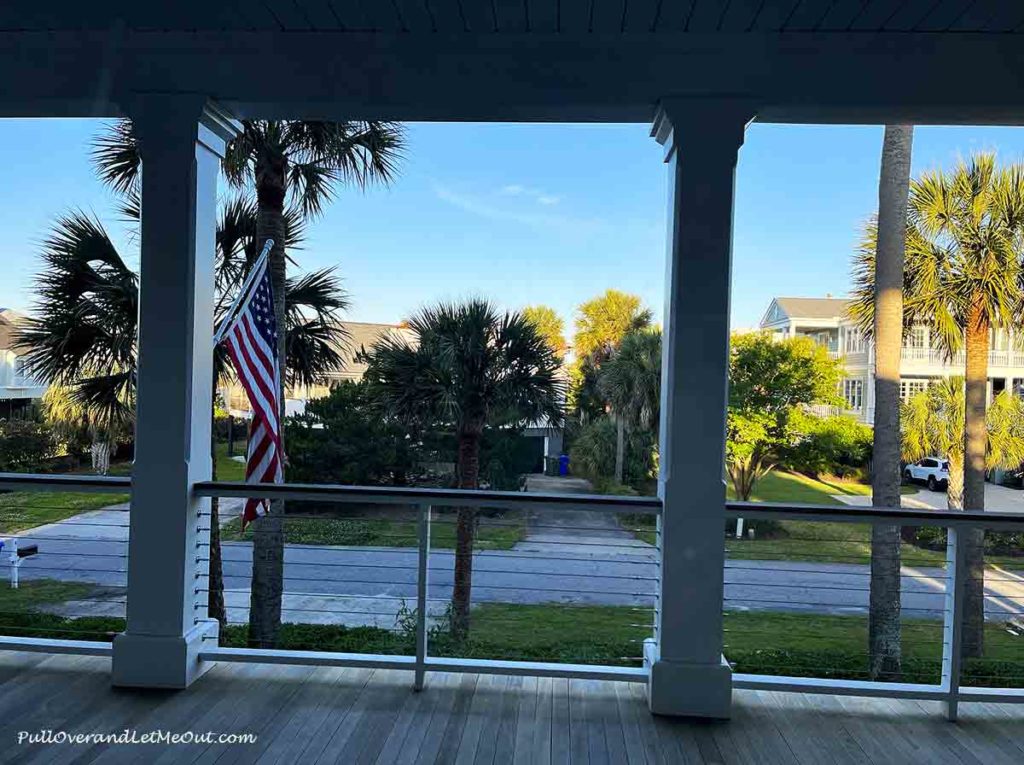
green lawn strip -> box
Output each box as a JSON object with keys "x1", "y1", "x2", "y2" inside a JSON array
[
  {"x1": 0, "y1": 579, "x2": 99, "y2": 611},
  {"x1": 625, "y1": 471, "x2": 961, "y2": 564},
  {"x1": 0, "y1": 579, "x2": 122, "y2": 641},
  {"x1": 0, "y1": 490, "x2": 129, "y2": 534},
  {"x1": 723, "y1": 610, "x2": 1024, "y2": 688},
  {"x1": 220, "y1": 511, "x2": 525, "y2": 551},
  {"x1": 3, "y1": 601, "x2": 1024, "y2": 686},
  {"x1": 213, "y1": 441, "x2": 247, "y2": 482}
]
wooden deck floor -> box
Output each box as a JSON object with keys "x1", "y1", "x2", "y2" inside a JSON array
[{"x1": 0, "y1": 653, "x2": 1023, "y2": 764}]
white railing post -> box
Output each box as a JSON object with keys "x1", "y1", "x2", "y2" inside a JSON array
[
  {"x1": 112, "y1": 94, "x2": 240, "y2": 689},
  {"x1": 414, "y1": 503, "x2": 431, "y2": 691},
  {"x1": 942, "y1": 525, "x2": 968, "y2": 721},
  {"x1": 647, "y1": 98, "x2": 754, "y2": 719}
]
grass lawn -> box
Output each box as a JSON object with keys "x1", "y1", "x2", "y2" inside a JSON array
[
  {"x1": 220, "y1": 511, "x2": 525, "y2": 551},
  {"x1": 726, "y1": 472, "x2": 947, "y2": 566},
  {"x1": 0, "y1": 579, "x2": 98, "y2": 611},
  {"x1": 626, "y1": 471, "x2": 966, "y2": 568},
  {"x1": 0, "y1": 490, "x2": 129, "y2": 534},
  {"x1": 213, "y1": 441, "x2": 247, "y2": 482},
  {"x1": 3, "y1": 596, "x2": 1023, "y2": 686},
  {"x1": 228, "y1": 604, "x2": 1024, "y2": 686}
]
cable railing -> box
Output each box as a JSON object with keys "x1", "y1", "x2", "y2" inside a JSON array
[
  {"x1": 724, "y1": 500, "x2": 1024, "y2": 718},
  {"x1": 193, "y1": 480, "x2": 661, "y2": 685},
  {"x1": 0, "y1": 473, "x2": 130, "y2": 656},
  {"x1": 9, "y1": 469, "x2": 1024, "y2": 717}
]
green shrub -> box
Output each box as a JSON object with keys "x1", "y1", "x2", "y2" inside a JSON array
[
  {"x1": 785, "y1": 415, "x2": 873, "y2": 479},
  {"x1": 0, "y1": 419, "x2": 56, "y2": 472},
  {"x1": 285, "y1": 381, "x2": 417, "y2": 486},
  {"x1": 569, "y1": 417, "x2": 655, "y2": 488},
  {"x1": 908, "y1": 526, "x2": 1024, "y2": 558}
]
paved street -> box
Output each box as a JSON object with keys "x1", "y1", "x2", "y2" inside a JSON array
[{"x1": 8, "y1": 502, "x2": 1024, "y2": 628}]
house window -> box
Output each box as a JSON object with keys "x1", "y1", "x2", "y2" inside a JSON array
[
  {"x1": 900, "y1": 379, "x2": 930, "y2": 402},
  {"x1": 844, "y1": 329, "x2": 864, "y2": 354},
  {"x1": 12, "y1": 357, "x2": 27, "y2": 386},
  {"x1": 843, "y1": 379, "x2": 863, "y2": 410},
  {"x1": 906, "y1": 327, "x2": 927, "y2": 349}
]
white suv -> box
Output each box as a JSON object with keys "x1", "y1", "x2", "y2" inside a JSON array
[{"x1": 904, "y1": 457, "x2": 950, "y2": 492}]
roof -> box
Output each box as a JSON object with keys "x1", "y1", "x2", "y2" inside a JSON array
[
  {"x1": 0, "y1": 309, "x2": 26, "y2": 352},
  {"x1": 330, "y1": 322, "x2": 417, "y2": 382},
  {"x1": 765, "y1": 297, "x2": 852, "y2": 324}
]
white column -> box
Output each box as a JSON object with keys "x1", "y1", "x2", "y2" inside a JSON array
[
  {"x1": 112, "y1": 95, "x2": 240, "y2": 689},
  {"x1": 647, "y1": 98, "x2": 753, "y2": 718}
]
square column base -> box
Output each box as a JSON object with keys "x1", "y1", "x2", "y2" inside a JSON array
[
  {"x1": 112, "y1": 619, "x2": 219, "y2": 689},
  {"x1": 645, "y1": 639, "x2": 732, "y2": 718}
]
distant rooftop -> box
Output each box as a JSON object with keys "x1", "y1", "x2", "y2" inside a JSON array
[
  {"x1": 764, "y1": 296, "x2": 852, "y2": 325},
  {"x1": 0, "y1": 308, "x2": 26, "y2": 351},
  {"x1": 330, "y1": 321, "x2": 417, "y2": 382}
]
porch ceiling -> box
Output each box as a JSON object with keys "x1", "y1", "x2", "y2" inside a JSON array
[
  {"x1": 4, "y1": 1, "x2": 1022, "y2": 34},
  {"x1": 1, "y1": 1, "x2": 1023, "y2": 123}
]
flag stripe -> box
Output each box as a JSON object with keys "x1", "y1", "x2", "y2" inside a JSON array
[
  {"x1": 217, "y1": 252, "x2": 283, "y2": 530},
  {"x1": 225, "y1": 338, "x2": 278, "y2": 439}
]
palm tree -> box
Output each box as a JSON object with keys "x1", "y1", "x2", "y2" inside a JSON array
[
  {"x1": 598, "y1": 328, "x2": 662, "y2": 483},
  {"x1": 363, "y1": 300, "x2": 564, "y2": 640},
  {"x1": 851, "y1": 153, "x2": 1024, "y2": 658},
  {"x1": 902, "y1": 378, "x2": 1024, "y2": 508},
  {"x1": 93, "y1": 117, "x2": 404, "y2": 647},
  {"x1": 522, "y1": 305, "x2": 568, "y2": 359},
  {"x1": 868, "y1": 125, "x2": 914, "y2": 681},
  {"x1": 572, "y1": 290, "x2": 653, "y2": 476},
  {"x1": 15, "y1": 205, "x2": 349, "y2": 628}
]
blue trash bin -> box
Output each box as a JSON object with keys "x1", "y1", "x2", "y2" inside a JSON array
[{"x1": 558, "y1": 454, "x2": 570, "y2": 476}]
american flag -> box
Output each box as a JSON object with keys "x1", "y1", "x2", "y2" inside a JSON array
[{"x1": 219, "y1": 254, "x2": 283, "y2": 528}]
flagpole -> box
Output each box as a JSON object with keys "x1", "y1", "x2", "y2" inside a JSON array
[{"x1": 213, "y1": 238, "x2": 275, "y2": 345}]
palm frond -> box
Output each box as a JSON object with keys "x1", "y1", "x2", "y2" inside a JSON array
[{"x1": 91, "y1": 119, "x2": 141, "y2": 196}]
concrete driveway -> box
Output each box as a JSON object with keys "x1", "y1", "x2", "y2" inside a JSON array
[{"x1": 835, "y1": 482, "x2": 1024, "y2": 512}]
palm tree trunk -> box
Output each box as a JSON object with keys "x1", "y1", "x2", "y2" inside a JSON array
[
  {"x1": 947, "y1": 454, "x2": 964, "y2": 511},
  {"x1": 614, "y1": 415, "x2": 625, "y2": 484},
  {"x1": 247, "y1": 150, "x2": 289, "y2": 648},
  {"x1": 868, "y1": 124, "x2": 913, "y2": 680},
  {"x1": 962, "y1": 301, "x2": 989, "y2": 658},
  {"x1": 452, "y1": 428, "x2": 481, "y2": 641},
  {"x1": 207, "y1": 365, "x2": 226, "y2": 629}
]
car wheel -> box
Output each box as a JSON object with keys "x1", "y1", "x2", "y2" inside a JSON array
[
  {"x1": 941, "y1": 480, "x2": 949, "y2": 492},
  {"x1": 927, "y1": 476, "x2": 938, "y2": 491},
  {"x1": 904, "y1": 470, "x2": 913, "y2": 483}
]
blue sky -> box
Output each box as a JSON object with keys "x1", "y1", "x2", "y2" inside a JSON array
[{"x1": 2, "y1": 119, "x2": 1024, "y2": 335}]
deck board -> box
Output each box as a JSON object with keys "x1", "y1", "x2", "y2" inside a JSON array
[{"x1": 1, "y1": 654, "x2": 1024, "y2": 763}]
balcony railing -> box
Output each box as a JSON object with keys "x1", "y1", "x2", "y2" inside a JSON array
[
  {"x1": 726, "y1": 500, "x2": 1024, "y2": 718},
  {"x1": 0, "y1": 473, "x2": 130, "y2": 656},
  {"x1": 900, "y1": 348, "x2": 1024, "y2": 367},
  {"x1": 5, "y1": 472, "x2": 1024, "y2": 719},
  {"x1": 194, "y1": 480, "x2": 661, "y2": 684},
  {"x1": 805, "y1": 403, "x2": 858, "y2": 418}
]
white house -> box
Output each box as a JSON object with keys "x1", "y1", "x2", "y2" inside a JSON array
[
  {"x1": 0, "y1": 308, "x2": 46, "y2": 417},
  {"x1": 760, "y1": 296, "x2": 1024, "y2": 424}
]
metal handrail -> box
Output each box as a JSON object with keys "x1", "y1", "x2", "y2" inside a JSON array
[
  {"x1": 194, "y1": 480, "x2": 662, "y2": 515},
  {"x1": 0, "y1": 473, "x2": 130, "y2": 494},
  {"x1": 727, "y1": 500, "x2": 1024, "y2": 531}
]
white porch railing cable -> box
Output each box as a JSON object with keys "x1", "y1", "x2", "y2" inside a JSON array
[
  {"x1": 0, "y1": 473, "x2": 130, "y2": 657},
  {"x1": 191, "y1": 480, "x2": 660, "y2": 684},
  {"x1": 725, "y1": 501, "x2": 1024, "y2": 719},
  {"x1": 6, "y1": 471, "x2": 1024, "y2": 719}
]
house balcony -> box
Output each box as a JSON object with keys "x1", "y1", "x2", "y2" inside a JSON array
[{"x1": 901, "y1": 347, "x2": 1024, "y2": 369}]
